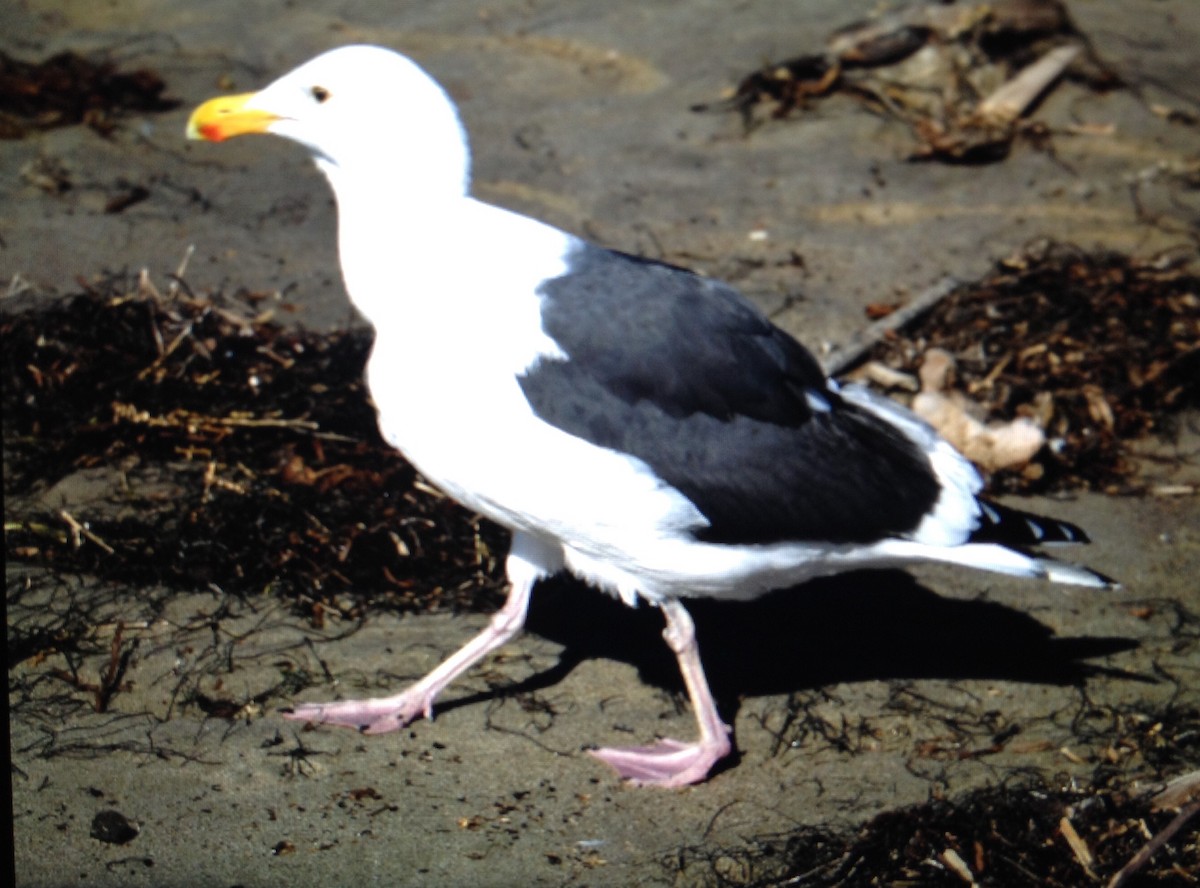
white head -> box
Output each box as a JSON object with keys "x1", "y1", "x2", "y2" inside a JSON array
[{"x1": 188, "y1": 45, "x2": 471, "y2": 200}]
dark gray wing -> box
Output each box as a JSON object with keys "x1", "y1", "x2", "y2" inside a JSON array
[{"x1": 518, "y1": 244, "x2": 942, "y2": 544}]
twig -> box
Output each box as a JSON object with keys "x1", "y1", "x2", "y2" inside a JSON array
[
  {"x1": 167, "y1": 244, "x2": 194, "y2": 297},
  {"x1": 136, "y1": 267, "x2": 163, "y2": 302},
  {"x1": 1151, "y1": 484, "x2": 1197, "y2": 497},
  {"x1": 940, "y1": 847, "x2": 978, "y2": 886},
  {"x1": 1106, "y1": 799, "x2": 1200, "y2": 888},
  {"x1": 57, "y1": 509, "x2": 115, "y2": 554},
  {"x1": 6, "y1": 272, "x2": 35, "y2": 299},
  {"x1": 822, "y1": 275, "x2": 959, "y2": 377},
  {"x1": 977, "y1": 45, "x2": 1082, "y2": 125},
  {"x1": 1059, "y1": 815, "x2": 1097, "y2": 880},
  {"x1": 1151, "y1": 769, "x2": 1200, "y2": 811},
  {"x1": 95, "y1": 622, "x2": 135, "y2": 713},
  {"x1": 111, "y1": 402, "x2": 320, "y2": 432}
]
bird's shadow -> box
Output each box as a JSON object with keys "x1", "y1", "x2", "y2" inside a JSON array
[{"x1": 445, "y1": 569, "x2": 1142, "y2": 722}]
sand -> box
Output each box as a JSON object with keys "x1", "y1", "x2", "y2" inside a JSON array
[{"x1": 6, "y1": 1, "x2": 1199, "y2": 885}]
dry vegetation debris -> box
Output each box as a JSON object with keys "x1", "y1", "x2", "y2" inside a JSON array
[
  {"x1": 0, "y1": 49, "x2": 179, "y2": 139},
  {"x1": 695, "y1": 0, "x2": 1122, "y2": 162},
  {"x1": 865, "y1": 242, "x2": 1200, "y2": 493},
  {"x1": 3, "y1": 273, "x2": 506, "y2": 622}
]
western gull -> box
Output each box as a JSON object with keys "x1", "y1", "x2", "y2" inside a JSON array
[{"x1": 186, "y1": 45, "x2": 1113, "y2": 787}]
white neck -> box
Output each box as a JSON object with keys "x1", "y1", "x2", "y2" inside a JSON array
[{"x1": 311, "y1": 118, "x2": 472, "y2": 328}]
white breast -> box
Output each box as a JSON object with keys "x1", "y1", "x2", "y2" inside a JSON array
[{"x1": 345, "y1": 199, "x2": 708, "y2": 570}]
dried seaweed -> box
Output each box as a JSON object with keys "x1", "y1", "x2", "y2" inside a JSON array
[
  {"x1": 3, "y1": 275, "x2": 506, "y2": 616},
  {"x1": 694, "y1": 0, "x2": 1121, "y2": 162},
  {"x1": 0, "y1": 50, "x2": 179, "y2": 139},
  {"x1": 867, "y1": 242, "x2": 1200, "y2": 493},
  {"x1": 671, "y1": 704, "x2": 1200, "y2": 886}
]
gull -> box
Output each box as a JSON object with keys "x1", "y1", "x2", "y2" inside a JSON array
[{"x1": 187, "y1": 45, "x2": 1112, "y2": 786}]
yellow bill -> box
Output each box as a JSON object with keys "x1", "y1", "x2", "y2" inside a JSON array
[{"x1": 186, "y1": 93, "x2": 278, "y2": 142}]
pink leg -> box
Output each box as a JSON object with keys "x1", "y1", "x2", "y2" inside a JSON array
[
  {"x1": 589, "y1": 598, "x2": 732, "y2": 787},
  {"x1": 283, "y1": 536, "x2": 550, "y2": 734}
]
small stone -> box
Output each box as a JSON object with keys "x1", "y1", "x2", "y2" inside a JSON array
[{"x1": 90, "y1": 810, "x2": 139, "y2": 845}]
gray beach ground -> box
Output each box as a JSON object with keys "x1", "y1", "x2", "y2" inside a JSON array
[{"x1": 6, "y1": 1, "x2": 1199, "y2": 885}]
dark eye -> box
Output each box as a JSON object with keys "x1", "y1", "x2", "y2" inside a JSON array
[{"x1": 311, "y1": 85, "x2": 331, "y2": 103}]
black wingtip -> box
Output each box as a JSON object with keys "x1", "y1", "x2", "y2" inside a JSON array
[{"x1": 972, "y1": 499, "x2": 1092, "y2": 547}]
